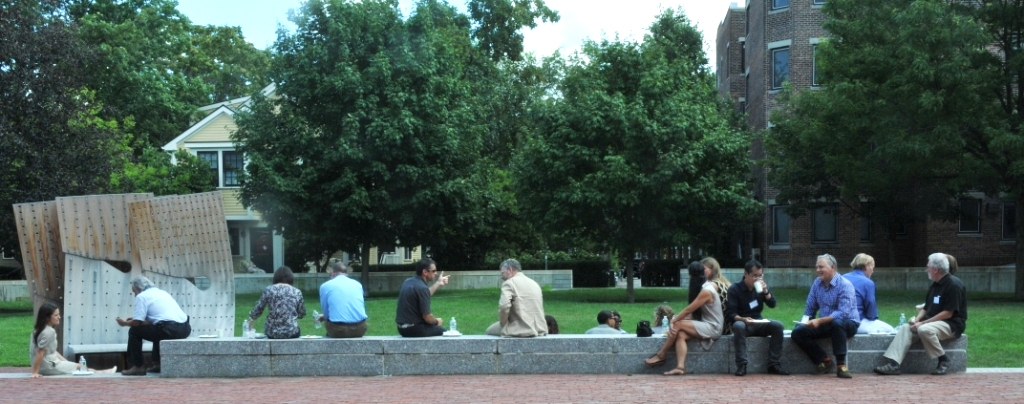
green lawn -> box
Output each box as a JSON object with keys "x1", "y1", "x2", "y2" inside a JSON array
[{"x1": 2, "y1": 288, "x2": 1020, "y2": 367}]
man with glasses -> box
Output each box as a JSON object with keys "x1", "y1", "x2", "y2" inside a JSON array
[
  {"x1": 395, "y1": 258, "x2": 450, "y2": 337},
  {"x1": 874, "y1": 253, "x2": 967, "y2": 375},
  {"x1": 725, "y1": 259, "x2": 789, "y2": 376},
  {"x1": 585, "y1": 310, "x2": 623, "y2": 334},
  {"x1": 485, "y1": 259, "x2": 548, "y2": 337}
]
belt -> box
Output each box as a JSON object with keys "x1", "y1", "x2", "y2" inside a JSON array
[
  {"x1": 329, "y1": 319, "x2": 366, "y2": 326},
  {"x1": 398, "y1": 323, "x2": 416, "y2": 329}
]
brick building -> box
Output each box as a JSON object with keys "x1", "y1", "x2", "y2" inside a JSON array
[{"x1": 715, "y1": 0, "x2": 1017, "y2": 268}]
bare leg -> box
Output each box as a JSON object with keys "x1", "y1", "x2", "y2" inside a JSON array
[
  {"x1": 663, "y1": 320, "x2": 701, "y2": 375},
  {"x1": 91, "y1": 366, "x2": 117, "y2": 373}
]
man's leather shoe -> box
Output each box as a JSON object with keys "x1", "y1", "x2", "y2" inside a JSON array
[
  {"x1": 734, "y1": 364, "x2": 747, "y2": 376},
  {"x1": 767, "y1": 364, "x2": 790, "y2": 375},
  {"x1": 874, "y1": 362, "x2": 901, "y2": 375},
  {"x1": 815, "y1": 360, "x2": 835, "y2": 374},
  {"x1": 932, "y1": 361, "x2": 951, "y2": 375},
  {"x1": 146, "y1": 364, "x2": 161, "y2": 373},
  {"x1": 836, "y1": 364, "x2": 852, "y2": 379},
  {"x1": 122, "y1": 366, "x2": 147, "y2": 376}
]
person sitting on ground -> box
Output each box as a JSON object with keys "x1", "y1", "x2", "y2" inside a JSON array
[
  {"x1": 30, "y1": 302, "x2": 115, "y2": 377},
  {"x1": 844, "y1": 253, "x2": 894, "y2": 335},
  {"x1": 485, "y1": 259, "x2": 547, "y2": 337},
  {"x1": 644, "y1": 261, "x2": 726, "y2": 376},
  {"x1": 116, "y1": 276, "x2": 191, "y2": 376},
  {"x1": 725, "y1": 259, "x2": 789, "y2": 376},
  {"x1": 248, "y1": 266, "x2": 306, "y2": 339},
  {"x1": 545, "y1": 315, "x2": 560, "y2": 334},
  {"x1": 585, "y1": 310, "x2": 623, "y2": 334},
  {"x1": 317, "y1": 261, "x2": 368, "y2": 338},
  {"x1": 653, "y1": 305, "x2": 674, "y2": 329},
  {"x1": 874, "y1": 253, "x2": 967, "y2": 376}
]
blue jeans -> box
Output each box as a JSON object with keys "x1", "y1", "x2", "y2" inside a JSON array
[{"x1": 791, "y1": 318, "x2": 858, "y2": 364}]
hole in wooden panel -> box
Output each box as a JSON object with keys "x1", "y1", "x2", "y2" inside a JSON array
[
  {"x1": 187, "y1": 276, "x2": 211, "y2": 290},
  {"x1": 104, "y1": 260, "x2": 132, "y2": 274}
]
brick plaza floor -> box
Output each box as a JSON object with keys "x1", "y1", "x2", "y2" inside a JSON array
[{"x1": 0, "y1": 368, "x2": 1021, "y2": 403}]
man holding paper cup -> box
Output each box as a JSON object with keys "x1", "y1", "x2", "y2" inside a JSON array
[
  {"x1": 725, "y1": 259, "x2": 789, "y2": 376},
  {"x1": 791, "y1": 253, "x2": 860, "y2": 378}
]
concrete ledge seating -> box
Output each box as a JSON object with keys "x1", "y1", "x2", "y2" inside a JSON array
[
  {"x1": 67, "y1": 342, "x2": 153, "y2": 370},
  {"x1": 161, "y1": 334, "x2": 966, "y2": 378}
]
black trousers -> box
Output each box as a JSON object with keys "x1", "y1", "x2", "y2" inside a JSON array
[
  {"x1": 128, "y1": 318, "x2": 191, "y2": 367},
  {"x1": 397, "y1": 323, "x2": 445, "y2": 338}
]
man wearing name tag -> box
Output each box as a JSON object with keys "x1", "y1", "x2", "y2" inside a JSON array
[
  {"x1": 725, "y1": 259, "x2": 789, "y2": 376},
  {"x1": 395, "y1": 258, "x2": 450, "y2": 337},
  {"x1": 318, "y1": 261, "x2": 368, "y2": 338},
  {"x1": 791, "y1": 253, "x2": 860, "y2": 378},
  {"x1": 874, "y1": 252, "x2": 967, "y2": 376},
  {"x1": 116, "y1": 276, "x2": 191, "y2": 376}
]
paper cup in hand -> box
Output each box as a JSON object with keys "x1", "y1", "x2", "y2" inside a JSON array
[
  {"x1": 801, "y1": 315, "x2": 810, "y2": 323},
  {"x1": 754, "y1": 281, "x2": 764, "y2": 294}
]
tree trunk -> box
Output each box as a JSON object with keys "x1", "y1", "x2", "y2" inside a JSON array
[
  {"x1": 1015, "y1": 193, "x2": 1024, "y2": 300},
  {"x1": 623, "y1": 249, "x2": 634, "y2": 303},
  {"x1": 360, "y1": 242, "x2": 372, "y2": 298}
]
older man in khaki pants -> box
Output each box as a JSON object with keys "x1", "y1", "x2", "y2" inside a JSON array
[{"x1": 485, "y1": 259, "x2": 548, "y2": 337}]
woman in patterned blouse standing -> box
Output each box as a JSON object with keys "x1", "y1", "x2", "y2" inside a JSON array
[{"x1": 248, "y1": 266, "x2": 306, "y2": 338}]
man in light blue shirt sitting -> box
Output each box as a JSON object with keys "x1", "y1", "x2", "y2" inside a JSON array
[
  {"x1": 792, "y1": 253, "x2": 861, "y2": 378},
  {"x1": 317, "y1": 261, "x2": 368, "y2": 338}
]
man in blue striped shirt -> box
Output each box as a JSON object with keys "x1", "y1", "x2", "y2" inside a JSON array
[{"x1": 791, "y1": 253, "x2": 861, "y2": 378}]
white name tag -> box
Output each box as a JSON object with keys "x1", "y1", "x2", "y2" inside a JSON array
[
  {"x1": 749, "y1": 300, "x2": 759, "y2": 309},
  {"x1": 933, "y1": 296, "x2": 940, "y2": 304}
]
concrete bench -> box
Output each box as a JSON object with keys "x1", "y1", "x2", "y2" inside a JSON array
[
  {"x1": 160, "y1": 334, "x2": 966, "y2": 378},
  {"x1": 67, "y1": 343, "x2": 153, "y2": 370}
]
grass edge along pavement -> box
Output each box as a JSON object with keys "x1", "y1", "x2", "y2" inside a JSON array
[{"x1": 1, "y1": 288, "x2": 1020, "y2": 368}]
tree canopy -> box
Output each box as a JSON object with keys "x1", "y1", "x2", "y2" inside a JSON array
[{"x1": 513, "y1": 8, "x2": 761, "y2": 301}]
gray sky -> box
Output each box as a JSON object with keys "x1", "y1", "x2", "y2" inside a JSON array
[{"x1": 176, "y1": 0, "x2": 738, "y2": 70}]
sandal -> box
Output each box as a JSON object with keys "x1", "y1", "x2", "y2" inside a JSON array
[
  {"x1": 644, "y1": 355, "x2": 666, "y2": 367},
  {"x1": 663, "y1": 367, "x2": 687, "y2": 376}
]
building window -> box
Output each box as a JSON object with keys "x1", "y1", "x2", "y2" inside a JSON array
[
  {"x1": 772, "y1": 206, "x2": 791, "y2": 245},
  {"x1": 860, "y1": 214, "x2": 872, "y2": 243},
  {"x1": 772, "y1": 47, "x2": 790, "y2": 89},
  {"x1": 1004, "y1": 203, "x2": 1017, "y2": 240},
  {"x1": 812, "y1": 45, "x2": 819, "y2": 86},
  {"x1": 958, "y1": 199, "x2": 981, "y2": 233},
  {"x1": 196, "y1": 150, "x2": 244, "y2": 188},
  {"x1": 773, "y1": 0, "x2": 789, "y2": 10},
  {"x1": 813, "y1": 205, "x2": 838, "y2": 243},
  {"x1": 404, "y1": 246, "x2": 414, "y2": 260},
  {"x1": 813, "y1": 0, "x2": 826, "y2": 4},
  {"x1": 228, "y1": 227, "x2": 241, "y2": 256}
]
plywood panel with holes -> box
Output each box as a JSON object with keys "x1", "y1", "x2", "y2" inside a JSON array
[
  {"x1": 61, "y1": 255, "x2": 135, "y2": 352},
  {"x1": 13, "y1": 201, "x2": 65, "y2": 307},
  {"x1": 54, "y1": 194, "x2": 152, "y2": 262}
]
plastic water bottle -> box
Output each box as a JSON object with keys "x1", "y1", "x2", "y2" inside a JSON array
[
  {"x1": 243, "y1": 319, "x2": 252, "y2": 338},
  {"x1": 313, "y1": 310, "x2": 322, "y2": 329},
  {"x1": 898, "y1": 313, "x2": 906, "y2": 331},
  {"x1": 79, "y1": 356, "x2": 87, "y2": 371},
  {"x1": 662, "y1": 316, "x2": 669, "y2": 328},
  {"x1": 449, "y1": 317, "x2": 457, "y2": 332}
]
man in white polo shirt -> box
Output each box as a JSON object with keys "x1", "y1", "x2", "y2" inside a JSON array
[{"x1": 116, "y1": 276, "x2": 190, "y2": 376}]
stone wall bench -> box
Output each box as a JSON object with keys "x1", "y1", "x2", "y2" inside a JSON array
[
  {"x1": 160, "y1": 334, "x2": 966, "y2": 378},
  {"x1": 66, "y1": 342, "x2": 153, "y2": 371}
]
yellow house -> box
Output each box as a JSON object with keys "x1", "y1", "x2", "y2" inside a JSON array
[{"x1": 163, "y1": 84, "x2": 422, "y2": 272}]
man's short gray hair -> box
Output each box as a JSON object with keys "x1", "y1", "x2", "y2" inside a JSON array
[
  {"x1": 500, "y1": 259, "x2": 522, "y2": 273},
  {"x1": 329, "y1": 260, "x2": 348, "y2": 274},
  {"x1": 927, "y1": 253, "x2": 950, "y2": 274},
  {"x1": 817, "y1": 253, "x2": 837, "y2": 268},
  {"x1": 130, "y1": 276, "x2": 154, "y2": 292}
]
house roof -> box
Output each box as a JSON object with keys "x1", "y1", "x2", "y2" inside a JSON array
[{"x1": 163, "y1": 83, "x2": 277, "y2": 151}]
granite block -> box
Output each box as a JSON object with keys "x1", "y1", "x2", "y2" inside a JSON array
[
  {"x1": 615, "y1": 335, "x2": 731, "y2": 354},
  {"x1": 498, "y1": 336, "x2": 615, "y2": 354},
  {"x1": 161, "y1": 338, "x2": 271, "y2": 355},
  {"x1": 847, "y1": 335, "x2": 896, "y2": 351},
  {"x1": 499, "y1": 353, "x2": 612, "y2": 374},
  {"x1": 779, "y1": 338, "x2": 835, "y2": 374},
  {"x1": 848, "y1": 349, "x2": 967, "y2": 374},
  {"x1": 383, "y1": 354, "x2": 497, "y2": 375},
  {"x1": 271, "y1": 354, "x2": 382, "y2": 376},
  {"x1": 613, "y1": 352, "x2": 678, "y2": 374},
  {"x1": 161, "y1": 354, "x2": 270, "y2": 377},
  {"x1": 383, "y1": 336, "x2": 497, "y2": 354},
  {"x1": 270, "y1": 339, "x2": 384, "y2": 355}
]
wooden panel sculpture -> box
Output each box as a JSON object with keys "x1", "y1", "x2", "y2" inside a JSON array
[{"x1": 15, "y1": 192, "x2": 235, "y2": 356}]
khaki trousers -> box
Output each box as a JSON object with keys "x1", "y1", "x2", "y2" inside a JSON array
[{"x1": 883, "y1": 321, "x2": 955, "y2": 363}]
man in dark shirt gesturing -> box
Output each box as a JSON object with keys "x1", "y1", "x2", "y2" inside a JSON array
[{"x1": 395, "y1": 258, "x2": 450, "y2": 337}]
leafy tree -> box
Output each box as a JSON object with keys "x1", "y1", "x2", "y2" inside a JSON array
[
  {"x1": 236, "y1": 0, "x2": 546, "y2": 285},
  {"x1": 468, "y1": 0, "x2": 558, "y2": 61},
  {"x1": 69, "y1": 0, "x2": 271, "y2": 147},
  {"x1": 0, "y1": 0, "x2": 129, "y2": 263},
  {"x1": 514, "y1": 8, "x2": 761, "y2": 301},
  {"x1": 111, "y1": 147, "x2": 215, "y2": 196}
]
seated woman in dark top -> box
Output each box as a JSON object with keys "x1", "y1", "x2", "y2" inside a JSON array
[{"x1": 248, "y1": 266, "x2": 306, "y2": 339}]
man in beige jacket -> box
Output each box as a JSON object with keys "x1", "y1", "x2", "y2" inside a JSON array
[{"x1": 485, "y1": 259, "x2": 548, "y2": 337}]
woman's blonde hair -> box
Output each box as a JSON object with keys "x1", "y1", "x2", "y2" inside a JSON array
[
  {"x1": 946, "y1": 254, "x2": 958, "y2": 275},
  {"x1": 700, "y1": 257, "x2": 731, "y2": 287},
  {"x1": 850, "y1": 253, "x2": 874, "y2": 270},
  {"x1": 654, "y1": 305, "x2": 674, "y2": 324}
]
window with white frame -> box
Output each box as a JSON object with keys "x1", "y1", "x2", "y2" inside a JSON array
[
  {"x1": 196, "y1": 150, "x2": 244, "y2": 188},
  {"x1": 772, "y1": 47, "x2": 790, "y2": 89},
  {"x1": 812, "y1": 45, "x2": 820, "y2": 86},
  {"x1": 958, "y1": 199, "x2": 981, "y2": 233},
  {"x1": 1004, "y1": 203, "x2": 1017, "y2": 240},
  {"x1": 813, "y1": 205, "x2": 838, "y2": 243},
  {"x1": 773, "y1": 0, "x2": 789, "y2": 10},
  {"x1": 772, "y1": 206, "x2": 791, "y2": 245},
  {"x1": 404, "y1": 246, "x2": 414, "y2": 260}
]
